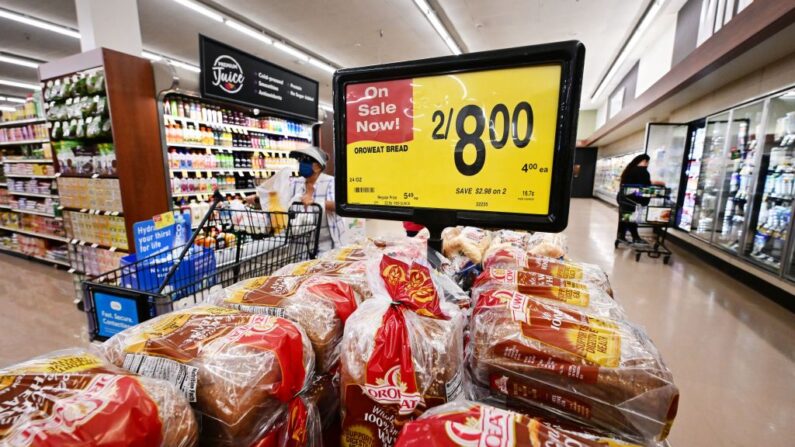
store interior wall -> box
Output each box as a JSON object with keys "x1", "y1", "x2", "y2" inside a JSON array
[
  {"x1": 597, "y1": 129, "x2": 646, "y2": 158},
  {"x1": 317, "y1": 110, "x2": 335, "y2": 175},
  {"x1": 576, "y1": 110, "x2": 597, "y2": 141}
]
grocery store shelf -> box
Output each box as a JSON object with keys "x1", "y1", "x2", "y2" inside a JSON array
[
  {"x1": 4, "y1": 174, "x2": 56, "y2": 179},
  {"x1": 0, "y1": 118, "x2": 46, "y2": 127},
  {"x1": 0, "y1": 183, "x2": 5, "y2": 187},
  {"x1": 163, "y1": 114, "x2": 311, "y2": 140},
  {"x1": 68, "y1": 238, "x2": 128, "y2": 253},
  {"x1": 2, "y1": 159, "x2": 52, "y2": 164},
  {"x1": 0, "y1": 204, "x2": 10, "y2": 210},
  {"x1": 170, "y1": 167, "x2": 295, "y2": 175},
  {"x1": 11, "y1": 208, "x2": 61, "y2": 219},
  {"x1": 60, "y1": 206, "x2": 122, "y2": 216},
  {"x1": 0, "y1": 246, "x2": 70, "y2": 267},
  {"x1": 0, "y1": 225, "x2": 68, "y2": 243},
  {"x1": 8, "y1": 191, "x2": 58, "y2": 199},
  {"x1": 172, "y1": 188, "x2": 257, "y2": 198},
  {"x1": 166, "y1": 141, "x2": 291, "y2": 154},
  {"x1": 0, "y1": 139, "x2": 49, "y2": 147}
]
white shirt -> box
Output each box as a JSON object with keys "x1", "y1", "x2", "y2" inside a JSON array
[{"x1": 290, "y1": 173, "x2": 343, "y2": 253}]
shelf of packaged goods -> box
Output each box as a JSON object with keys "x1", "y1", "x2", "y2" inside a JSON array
[
  {"x1": 163, "y1": 115, "x2": 311, "y2": 141},
  {"x1": 8, "y1": 191, "x2": 58, "y2": 199},
  {"x1": 170, "y1": 168, "x2": 296, "y2": 176},
  {"x1": 59, "y1": 206, "x2": 122, "y2": 216},
  {"x1": 67, "y1": 238, "x2": 128, "y2": 253},
  {"x1": 0, "y1": 225, "x2": 68, "y2": 243},
  {"x1": 2, "y1": 159, "x2": 52, "y2": 164},
  {"x1": 0, "y1": 118, "x2": 46, "y2": 128},
  {"x1": 0, "y1": 139, "x2": 49, "y2": 147},
  {"x1": 10, "y1": 208, "x2": 62, "y2": 219},
  {"x1": 4, "y1": 174, "x2": 56, "y2": 179},
  {"x1": 172, "y1": 188, "x2": 257, "y2": 198},
  {"x1": 0, "y1": 246, "x2": 70, "y2": 267},
  {"x1": 165, "y1": 141, "x2": 292, "y2": 155}
]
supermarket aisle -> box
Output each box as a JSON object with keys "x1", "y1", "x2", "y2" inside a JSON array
[
  {"x1": 571, "y1": 198, "x2": 795, "y2": 447},
  {"x1": 0, "y1": 254, "x2": 86, "y2": 366}
]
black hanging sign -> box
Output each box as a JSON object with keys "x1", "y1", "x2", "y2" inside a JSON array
[{"x1": 199, "y1": 35, "x2": 319, "y2": 121}]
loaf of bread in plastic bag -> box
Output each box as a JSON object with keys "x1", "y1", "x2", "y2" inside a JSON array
[
  {"x1": 0, "y1": 349, "x2": 197, "y2": 447},
  {"x1": 472, "y1": 269, "x2": 624, "y2": 320},
  {"x1": 340, "y1": 255, "x2": 466, "y2": 447},
  {"x1": 482, "y1": 248, "x2": 613, "y2": 295},
  {"x1": 100, "y1": 305, "x2": 314, "y2": 446},
  {"x1": 468, "y1": 291, "x2": 678, "y2": 443},
  {"x1": 322, "y1": 236, "x2": 427, "y2": 262},
  {"x1": 395, "y1": 400, "x2": 645, "y2": 447},
  {"x1": 210, "y1": 274, "x2": 360, "y2": 372},
  {"x1": 442, "y1": 226, "x2": 492, "y2": 269}
]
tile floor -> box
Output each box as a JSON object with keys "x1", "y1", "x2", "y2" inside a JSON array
[{"x1": 0, "y1": 198, "x2": 793, "y2": 445}]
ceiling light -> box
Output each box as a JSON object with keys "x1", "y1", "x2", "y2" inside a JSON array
[
  {"x1": 141, "y1": 51, "x2": 163, "y2": 62},
  {"x1": 226, "y1": 20, "x2": 273, "y2": 45},
  {"x1": 274, "y1": 42, "x2": 310, "y2": 61},
  {"x1": 0, "y1": 95, "x2": 26, "y2": 103},
  {"x1": 591, "y1": 0, "x2": 665, "y2": 101},
  {"x1": 308, "y1": 57, "x2": 336, "y2": 74},
  {"x1": 0, "y1": 54, "x2": 40, "y2": 68},
  {"x1": 412, "y1": 0, "x2": 462, "y2": 55},
  {"x1": 0, "y1": 8, "x2": 80, "y2": 39},
  {"x1": 0, "y1": 105, "x2": 16, "y2": 112},
  {"x1": 171, "y1": 0, "x2": 223, "y2": 22},
  {"x1": 0, "y1": 79, "x2": 41, "y2": 90},
  {"x1": 169, "y1": 59, "x2": 201, "y2": 73}
]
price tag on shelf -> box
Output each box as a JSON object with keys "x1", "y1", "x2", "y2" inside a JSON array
[
  {"x1": 91, "y1": 174, "x2": 99, "y2": 179},
  {"x1": 111, "y1": 211, "x2": 120, "y2": 216},
  {"x1": 68, "y1": 268, "x2": 76, "y2": 274},
  {"x1": 54, "y1": 173, "x2": 61, "y2": 178},
  {"x1": 334, "y1": 42, "x2": 583, "y2": 232},
  {"x1": 70, "y1": 239, "x2": 78, "y2": 245},
  {"x1": 91, "y1": 243, "x2": 99, "y2": 249},
  {"x1": 109, "y1": 246, "x2": 117, "y2": 252},
  {"x1": 153, "y1": 210, "x2": 175, "y2": 230}
]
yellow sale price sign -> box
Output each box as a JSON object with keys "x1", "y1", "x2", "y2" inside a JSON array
[{"x1": 344, "y1": 64, "x2": 562, "y2": 215}]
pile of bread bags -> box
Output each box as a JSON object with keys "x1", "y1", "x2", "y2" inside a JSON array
[{"x1": 0, "y1": 228, "x2": 677, "y2": 447}]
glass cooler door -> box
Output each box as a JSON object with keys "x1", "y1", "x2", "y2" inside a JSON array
[
  {"x1": 645, "y1": 123, "x2": 689, "y2": 227},
  {"x1": 679, "y1": 122, "x2": 706, "y2": 231},
  {"x1": 747, "y1": 90, "x2": 795, "y2": 272},
  {"x1": 691, "y1": 112, "x2": 730, "y2": 241},
  {"x1": 713, "y1": 101, "x2": 765, "y2": 252}
]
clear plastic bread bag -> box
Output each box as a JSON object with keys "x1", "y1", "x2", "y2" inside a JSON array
[
  {"x1": 482, "y1": 248, "x2": 613, "y2": 296},
  {"x1": 441, "y1": 226, "x2": 492, "y2": 271},
  {"x1": 467, "y1": 291, "x2": 678, "y2": 444},
  {"x1": 471, "y1": 268, "x2": 624, "y2": 320},
  {"x1": 0, "y1": 348, "x2": 198, "y2": 447},
  {"x1": 525, "y1": 232, "x2": 568, "y2": 258},
  {"x1": 99, "y1": 305, "x2": 315, "y2": 447},
  {"x1": 394, "y1": 400, "x2": 651, "y2": 447},
  {"x1": 208, "y1": 273, "x2": 362, "y2": 372},
  {"x1": 273, "y1": 259, "x2": 371, "y2": 299},
  {"x1": 340, "y1": 255, "x2": 467, "y2": 447}
]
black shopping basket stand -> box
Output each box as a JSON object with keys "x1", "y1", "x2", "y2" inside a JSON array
[
  {"x1": 81, "y1": 191, "x2": 323, "y2": 341},
  {"x1": 615, "y1": 185, "x2": 675, "y2": 264}
]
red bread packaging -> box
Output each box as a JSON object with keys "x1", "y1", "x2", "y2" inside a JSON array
[
  {"x1": 0, "y1": 349, "x2": 197, "y2": 447},
  {"x1": 340, "y1": 255, "x2": 466, "y2": 447},
  {"x1": 211, "y1": 274, "x2": 362, "y2": 372},
  {"x1": 481, "y1": 249, "x2": 613, "y2": 296},
  {"x1": 394, "y1": 401, "x2": 645, "y2": 447},
  {"x1": 100, "y1": 305, "x2": 314, "y2": 446},
  {"x1": 468, "y1": 290, "x2": 678, "y2": 444},
  {"x1": 472, "y1": 269, "x2": 624, "y2": 320}
]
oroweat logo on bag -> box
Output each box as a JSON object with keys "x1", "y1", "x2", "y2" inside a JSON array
[
  {"x1": 212, "y1": 55, "x2": 244, "y2": 94},
  {"x1": 364, "y1": 365, "x2": 423, "y2": 415},
  {"x1": 444, "y1": 406, "x2": 515, "y2": 447}
]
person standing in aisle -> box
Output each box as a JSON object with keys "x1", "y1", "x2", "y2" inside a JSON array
[
  {"x1": 616, "y1": 154, "x2": 655, "y2": 244},
  {"x1": 289, "y1": 145, "x2": 342, "y2": 253}
]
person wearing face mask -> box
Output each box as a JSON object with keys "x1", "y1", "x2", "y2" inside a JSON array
[
  {"x1": 288, "y1": 145, "x2": 342, "y2": 253},
  {"x1": 616, "y1": 154, "x2": 653, "y2": 245}
]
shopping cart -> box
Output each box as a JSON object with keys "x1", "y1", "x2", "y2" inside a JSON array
[
  {"x1": 80, "y1": 192, "x2": 322, "y2": 341},
  {"x1": 615, "y1": 185, "x2": 675, "y2": 264}
]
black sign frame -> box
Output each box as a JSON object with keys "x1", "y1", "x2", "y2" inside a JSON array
[
  {"x1": 333, "y1": 40, "x2": 585, "y2": 233},
  {"x1": 199, "y1": 35, "x2": 319, "y2": 122}
]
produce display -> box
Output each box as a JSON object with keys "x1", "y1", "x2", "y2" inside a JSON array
[
  {"x1": 0, "y1": 228, "x2": 678, "y2": 446},
  {"x1": 0, "y1": 349, "x2": 197, "y2": 447}
]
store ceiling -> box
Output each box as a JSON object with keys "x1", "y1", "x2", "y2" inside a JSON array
[{"x1": 0, "y1": 0, "x2": 648, "y2": 109}]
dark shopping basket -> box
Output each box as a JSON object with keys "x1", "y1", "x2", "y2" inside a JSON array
[
  {"x1": 81, "y1": 192, "x2": 322, "y2": 341},
  {"x1": 615, "y1": 185, "x2": 675, "y2": 264}
]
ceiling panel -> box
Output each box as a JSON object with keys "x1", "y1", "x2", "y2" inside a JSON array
[{"x1": 437, "y1": 0, "x2": 649, "y2": 108}]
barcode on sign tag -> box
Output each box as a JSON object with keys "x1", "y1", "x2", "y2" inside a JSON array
[
  {"x1": 123, "y1": 354, "x2": 199, "y2": 402},
  {"x1": 354, "y1": 187, "x2": 374, "y2": 193}
]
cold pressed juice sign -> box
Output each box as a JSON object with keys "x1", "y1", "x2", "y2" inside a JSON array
[{"x1": 344, "y1": 65, "x2": 561, "y2": 215}]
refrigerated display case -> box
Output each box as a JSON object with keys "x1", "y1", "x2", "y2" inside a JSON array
[
  {"x1": 748, "y1": 90, "x2": 795, "y2": 272},
  {"x1": 645, "y1": 123, "x2": 688, "y2": 226},
  {"x1": 691, "y1": 113, "x2": 730, "y2": 240},
  {"x1": 593, "y1": 151, "x2": 643, "y2": 204},
  {"x1": 713, "y1": 101, "x2": 765, "y2": 252},
  {"x1": 679, "y1": 122, "x2": 706, "y2": 230}
]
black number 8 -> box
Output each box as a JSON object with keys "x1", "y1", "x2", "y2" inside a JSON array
[{"x1": 454, "y1": 104, "x2": 486, "y2": 176}]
